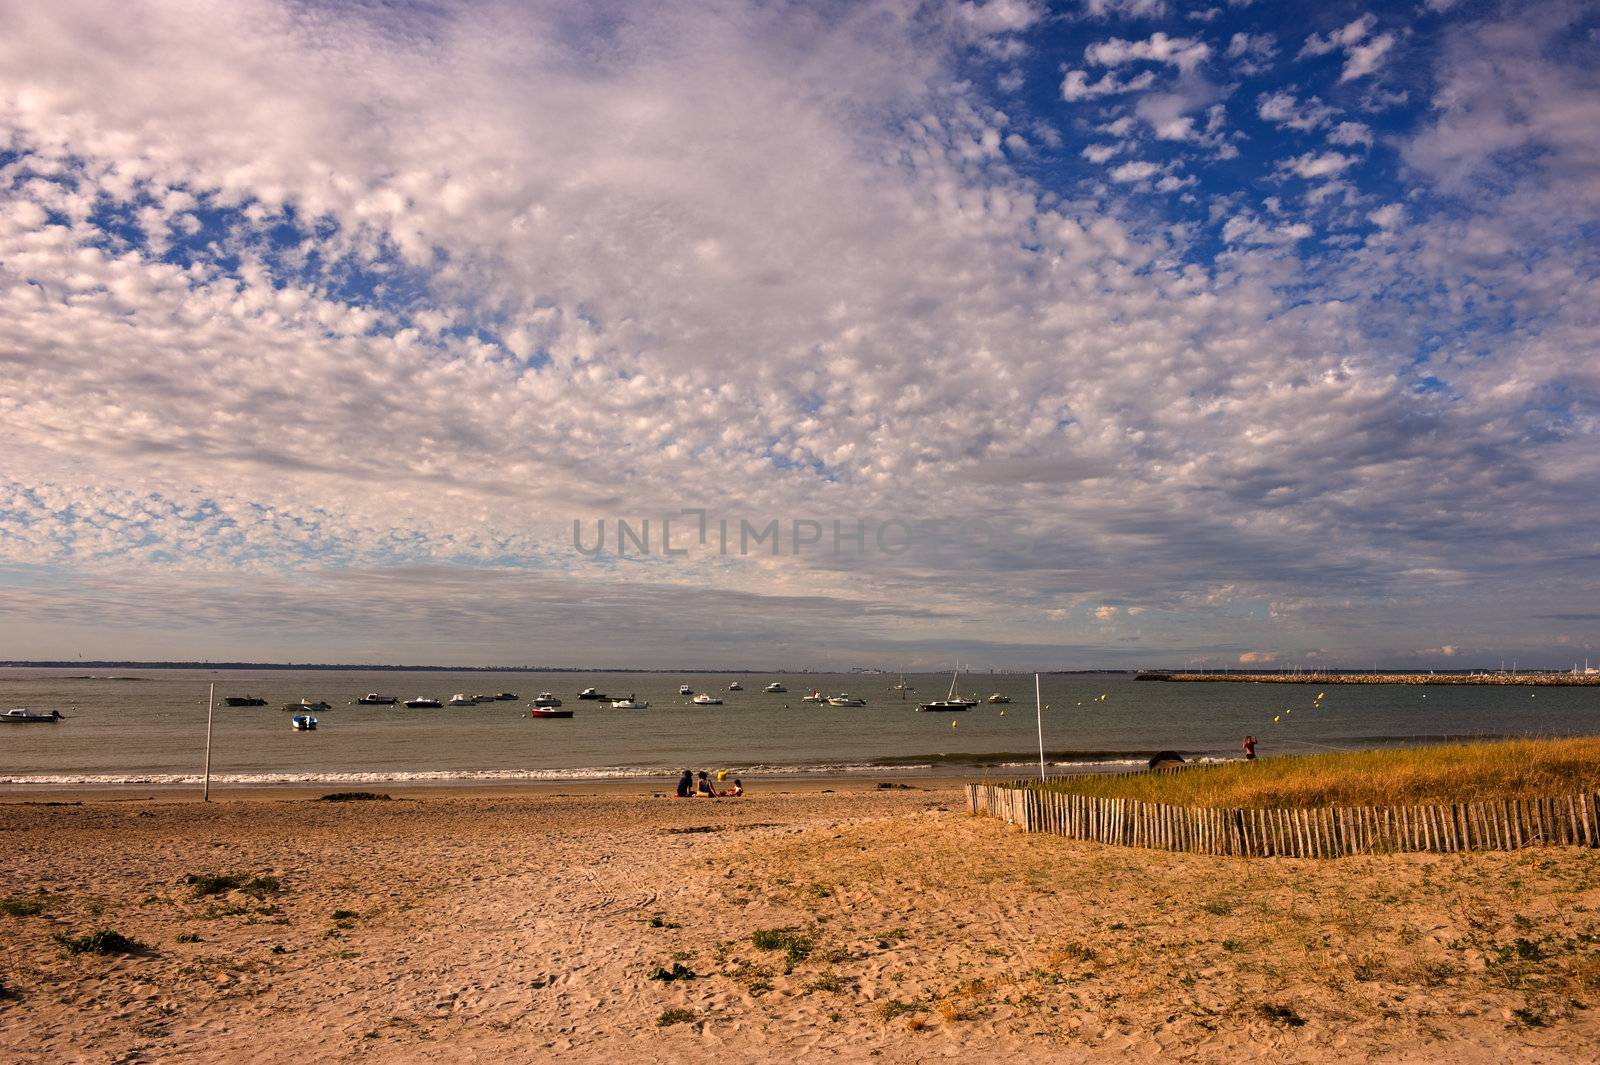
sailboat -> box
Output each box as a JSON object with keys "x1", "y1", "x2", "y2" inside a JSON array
[{"x1": 917, "y1": 665, "x2": 978, "y2": 712}]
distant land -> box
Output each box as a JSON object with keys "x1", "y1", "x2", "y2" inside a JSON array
[
  {"x1": 0, "y1": 660, "x2": 1133, "y2": 675},
  {"x1": 1137, "y1": 670, "x2": 1600, "y2": 686}
]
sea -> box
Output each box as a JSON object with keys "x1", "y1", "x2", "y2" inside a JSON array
[{"x1": 1, "y1": 667, "x2": 1595, "y2": 789}]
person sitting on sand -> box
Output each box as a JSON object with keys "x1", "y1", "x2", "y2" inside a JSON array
[
  {"x1": 696, "y1": 771, "x2": 718, "y2": 798},
  {"x1": 719, "y1": 777, "x2": 743, "y2": 797},
  {"x1": 1243, "y1": 735, "x2": 1257, "y2": 761},
  {"x1": 676, "y1": 769, "x2": 694, "y2": 798}
]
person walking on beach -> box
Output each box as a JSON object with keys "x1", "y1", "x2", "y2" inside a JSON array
[
  {"x1": 1242, "y1": 735, "x2": 1257, "y2": 761},
  {"x1": 676, "y1": 769, "x2": 694, "y2": 798}
]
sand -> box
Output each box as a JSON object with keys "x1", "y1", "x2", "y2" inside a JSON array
[{"x1": 2, "y1": 782, "x2": 1598, "y2": 1063}]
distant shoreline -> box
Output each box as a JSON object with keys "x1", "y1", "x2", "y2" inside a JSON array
[
  {"x1": 0, "y1": 661, "x2": 1133, "y2": 675},
  {"x1": 1138, "y1": 671, "x2": 1600, "y2": 686}
]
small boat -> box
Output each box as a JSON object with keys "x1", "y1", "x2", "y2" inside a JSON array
[
  {"x1": 291, "y1": 714, "x2": 318, "y2": 731},
  {"x1": 692, "y1": 693, "x2": 723, "y2": 705},
  {"x1": 223, "y1": 696, "x2": 267, "y2": 707},
  {"x1": 610, "y1": 697, "x2": 650, "y2": 709},
  {"x1": 728, "y1": 681, "x2": 743, "y2": 691},
  {"x1": 495, "y1": 692, "x2": 519, "y2": 701},
  {"x1": 764, "y1": 682, "x2": 787, "y2": 693},
  {"x1": 578, "y1": 687, "x2": 606, "y2": 700},
  {"x1": 357, "y1": 693, "x2": 398, "y2": 705},
  {"x1": 2, "y1": 708, "x2": 65, "y2": 723},
  {"x1": 527, "y1": 706, "x2": 574, "y2": 718},
  {"x1": 286, "y1": 699, "x2": 331, "y2": 712},
  {"x1": 447, "y1": 693, "x2": 477, "y2": 706},
  {"x1": 987, "y1": 693, "x2": 1011, "y2": 704},
  {"x1": 679, "y1": 684, "x2": 694, "y2": 696},
  {"x1": 827, "y1": 693, "x2": 866, "y2": 707},
  {"x1": 404, "y1": 696, "x2": 443, "y2": 708},
  {"x1": 531, "y1": 693, "x2": 563, "y2": 707},
  {"x1": 801, "y1": 690, "x2": 826, "y2": 704}
]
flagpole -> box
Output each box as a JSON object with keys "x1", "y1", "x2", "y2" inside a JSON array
[
  {"x1": 1035, "y1": 672, "x2": 1045, "y2": 782},
  {"x1": 203, "y1": 682, "x2": 215, "y2": 802}
]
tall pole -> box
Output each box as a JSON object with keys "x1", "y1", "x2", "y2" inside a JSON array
[
  {"x1": 203, "y1": 682, "x2": 215, "y2": 802},
  {"x1": 1035, "y1": 672, "x2": 1046, "y2": 782}
]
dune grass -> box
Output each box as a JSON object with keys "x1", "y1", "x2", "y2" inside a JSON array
[{"x1": 1033, "y1": 738, "x2": 1600, "y2": 808}]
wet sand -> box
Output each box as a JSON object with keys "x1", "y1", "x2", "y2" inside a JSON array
[{"x1": 3, "y1": 784, "x2": 1598, "y2": 1063}]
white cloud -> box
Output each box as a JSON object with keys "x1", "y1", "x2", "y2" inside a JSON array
[
  {"x1": 1061, "y1": 68, "x2": 1156, "y2": 101},
  {"x1": 1239, "y1": 651, "x2": 1277, "y2": 663},
  {"x1": 1256, "y1": 90, "x2": 1339, "y2": 130},
  {"x1": 1298, "y1": 14, "x2": 1395, "y2": 83},
  {"x1": 1280, "y1": 151, "x2": 1358, "y2": 179},
  {"x1": 1327, "y1": 121, "x2": 1374, "y2": 147},
  {"x1": 1108, "y1": 160, "x2": 1162, "y2": 182},
  {"x1": 1341, "y1": 32, "x2": 1395, "y2": 82},
  {"x1": 957, "y1": 0, "x2": 1044, "y2": 36},
  {"x1": 1368, "y1": 203, "x2": 1405, "y2": 229},
  {"x1": 1081, "y1": 143, "x2": 1124, "y2": 163},
  {"x1": 1082, "y1": 0, "x2": 1168, "y2": 17},
  {"x1": 1225, "y1": 32, "x2": 1278, "y2": 74},
  {"x1": 1094, "y1": 604, "x2": 1119, "y2": 619},
  {"x1": 1086, "y1": 32, "x2": 1211, "y2": 73}
]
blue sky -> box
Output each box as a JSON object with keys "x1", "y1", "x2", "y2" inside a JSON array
[{"x1": 0, "y1": 0, "x2": 1597, "y2": 668}]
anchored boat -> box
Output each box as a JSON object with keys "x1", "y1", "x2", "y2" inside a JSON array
[{"x1": 2, "y1": 708, "x2": 65, "y2": 723}]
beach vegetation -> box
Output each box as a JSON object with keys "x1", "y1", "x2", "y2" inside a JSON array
[
  {"x1": 331, "y1": 909, "x2": 358, "y2": 920},
  {"x1": 1031, "y1": 738, "x2": 1600, "y2": 808},
  {"x1": 646, "y1": 915, "x2": 680, "y2": 928},
  {"x1": 186, "y1": 873, "x2": 282, "y2": 899},
  {"x1": 1257, "y1": 1003, "x2": 1306, "y2": 1027},
  {"x1": 656, "y1": 1007, "x2": 696, "y2": 1027},
  {"x1": 648, "y1": 961, "x2": 696, "y2": 982},
  {"x1": 0, "y1": 895, "x2": 49, "y2": 917},
  {"x1": 54, "y1": 929, "x2": 147, "y2": 956},
  {"x1": 751, "y1": 926, "x2": 814, "y2": 965},
  {"x1": 877, "y1": 998, "x2": 922, "y2": 1023},
  {"x1": 806, "y1": 971, "x2": 855, "y2": 994}
]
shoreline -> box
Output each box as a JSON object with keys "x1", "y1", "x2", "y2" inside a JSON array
[{"x1": 1139, "y1": 671, "x2": 1600, "y2": 685}]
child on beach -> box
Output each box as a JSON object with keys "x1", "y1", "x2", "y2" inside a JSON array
[{"x1": 719, "y1": 778, "x2": 743, "y2": 797}]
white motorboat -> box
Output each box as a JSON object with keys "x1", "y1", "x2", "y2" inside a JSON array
[
  {"x1": 801, "y1": 690, "x2": 826, "y2": 703},
  {"x1": 679, "y1": 684, "x2": 694, "y2": 696},
  {"x1": 357, "y1": 693, "x2": 397, "y2": 705},
  {"x1": 531, "y1": 693, "x2": 563, "y2": 707},
  {"x1": 763, "y1": 682, "x2": 786, "y2": 693},
  {"x1": 578, "y1": 687, "x2": 606, "y2": 700},
  {"x1": 692, "y1": 693, "x2": 723, "y2": 705},
  {"x1": 728, "y1": 681, "x2": 743, "y2": 691},
  {"x1": 610, "y1": 697, "x2": 650, "y2": 709},
  {"x1": 447, "y1": 693, "x2": 477, "y2": 706},
  {"x1": 291, "y1": 714, "x2": 318, "y2": 731},
  {"x1": 827, "y1": 693, "x2": 866, "y2": 707},
  {"x1": 2, "y1": 707, "x2": 65, "y2": 723},
  {"x1": 987, "y1": 693, "x2": 1011, "y2": 704},
  {"x1": 404, "y1": 696, "x2": 443, "y2": 708}
]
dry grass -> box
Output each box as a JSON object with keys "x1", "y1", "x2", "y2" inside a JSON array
[{"x1": 1034, "y1": 738, "x2": 1600, "y2": 808}]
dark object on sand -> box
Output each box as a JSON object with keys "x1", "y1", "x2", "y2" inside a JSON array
[
  {"x1": 223, "y1": 696, "x2": 268, "y2": 707},
  {"x1": 1148, "y1": 751, "x2": 1185, "y2": 769}
]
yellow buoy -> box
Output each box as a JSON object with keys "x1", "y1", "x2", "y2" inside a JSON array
[
  {"x1": 951, "y1": 720, "x2": 958, "y2": 728},
  {"x1": 1273, "y1": 715, "x2": 1281, "y2": 722},
  {"x1": 999, "y1": 709, "x2": 1005, "y2": 716},
  {"x1": 1316, "y1": 692, "x2": 1325, "y2": 699}
]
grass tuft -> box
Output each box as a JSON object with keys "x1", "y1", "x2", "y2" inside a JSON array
[
  {"x1": 751, "y1": 927, "x2": 814, "y2": 965},
  {"x1": 0, "y1": 896, "x2": 49, "y2": 918},
  {"x1": 656, "y1": 1007, "x2": 696, "y2": 1027},
  {"x1": 54, "y1": 929, "x2": 147, "y2": 956},
  {"x1": 186, "y1": 873, "x2": 282, "y2": 899}
]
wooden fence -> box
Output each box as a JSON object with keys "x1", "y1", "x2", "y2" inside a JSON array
[{"x1": 966, "y1": 782, "x2": 1600, "y2": 857}]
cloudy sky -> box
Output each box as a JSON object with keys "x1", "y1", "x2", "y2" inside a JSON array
[{"x1": 1, "y1": 0, "x2": 1597, "y2": 669}]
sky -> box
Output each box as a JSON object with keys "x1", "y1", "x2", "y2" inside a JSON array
[{"x1": 1, "y1": 0, "x2": 1597, "y2": 670}]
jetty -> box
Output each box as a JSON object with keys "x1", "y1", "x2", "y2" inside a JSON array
[{"x1": 1134, "y1": 671, "x2": 1600, "y2": 686}]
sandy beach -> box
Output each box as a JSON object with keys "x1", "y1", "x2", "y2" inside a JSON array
[{"x1": 3, "y1": 782, "x2": 1598, "y2": 1063}]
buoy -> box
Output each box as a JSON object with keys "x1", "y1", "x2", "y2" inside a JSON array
[
  {"x1": 999, "y1": 709, "x2": 1005, "y2": 716},
  {"x1": 1273, "y1": 715, "x2": 1281, "y2": 722},
  {"x1": 951, "y1": 720, "x2": 958, "y2": 728},
  {"x1": 1316, "y1": 692, "x2": 1325, "y2": 700}
]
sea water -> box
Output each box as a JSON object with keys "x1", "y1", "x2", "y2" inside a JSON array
[{"x1": 1, "y1": 667, "x2": 1595, "y2": 787}]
